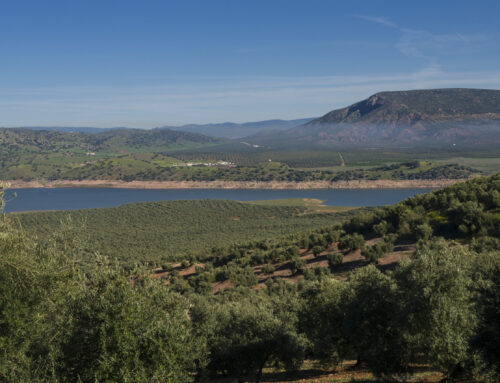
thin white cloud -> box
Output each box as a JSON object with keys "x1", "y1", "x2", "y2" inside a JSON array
[
  {"x1": 356, "y1": 14, "x2": 486, "y2": 61},
  {"x1": 356, "y1": 15, "x2": 399, "y2": 28},
  {"x1": 1, "y1": 67, "x2": 500, "y2": 127}
]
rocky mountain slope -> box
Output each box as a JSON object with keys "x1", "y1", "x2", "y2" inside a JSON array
[{"x1": 271, "y1": 88, "x2": 500, "y2": 147}]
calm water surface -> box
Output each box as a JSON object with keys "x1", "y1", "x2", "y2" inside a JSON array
[{"x1": 4, "y1": 188, "x2": 435, "y2": 213}]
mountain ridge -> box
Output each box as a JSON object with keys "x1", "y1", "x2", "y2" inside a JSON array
[
  {"x1": 7, "y1": 118, "x2": 315, "y2": 139},
  {"x1": 309, "y1": 88, "x2": 500, "y2": 126},
  {"x1": 157, "y1": 118, "x2": 314, "y2": 138},
  {"x1": 268, "y1": 88, "x2": 500, "y2": 147}
]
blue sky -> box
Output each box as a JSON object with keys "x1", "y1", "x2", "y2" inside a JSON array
[{"x1": 1, "y1": 0, "x2": 500, "y2": 127}]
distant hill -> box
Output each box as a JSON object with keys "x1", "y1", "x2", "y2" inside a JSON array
[
  {"x1": 253, "y1": 89, "x2": 500, "y2": 148},
  {"x1": 158, "y1": 118, "x2": 314, "y2": 139},
  {"x1": 17, "y1": 126, "x2": 118, "y2": 134},
  {"x1": 0, "y1": 127, "x2": 224, "y2": 155},
  {"x1": 14, "y1": 118, "x2": 314, "y2": 139}
]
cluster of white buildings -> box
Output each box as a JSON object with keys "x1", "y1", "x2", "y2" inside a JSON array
[{"x1": 172, "y1": 160, "x2": 235, "y2": 168}]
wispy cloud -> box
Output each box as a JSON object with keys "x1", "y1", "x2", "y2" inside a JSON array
[
  {"x1": 356, "y1": 15, "x2": 398, "y2": 28},
  {"x1": 1, "y1": 67, "x2": 500, "y2": 127},
  {"x1": 356, "y1": 14, "x2": 485, "y2": 61}
]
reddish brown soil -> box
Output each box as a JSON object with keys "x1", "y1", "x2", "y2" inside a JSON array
[
  {"x1": 206, "y1": 360, "x2": 442, "y2": 382},
  {"x1": 152, "y1": 238, "x2": 417, "y2": 293}
]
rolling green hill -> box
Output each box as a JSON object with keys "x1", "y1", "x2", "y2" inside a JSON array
[
  {"x1": 0, "y1": 127, "x2": 223, "y2": 156},
  {"x1": 162, "y1": 173, "x2": 500, "y2": 294},
  {"x1": 13, "y1": 199, "x2": 360, "y2": 266},
  {"x1": 0, "y1": 128, "x2": 229, "y2": 181}
]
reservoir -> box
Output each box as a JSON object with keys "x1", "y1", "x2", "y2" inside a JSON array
[{"x1": 4, "y1": 187, "x2": 435, "y2": 213}]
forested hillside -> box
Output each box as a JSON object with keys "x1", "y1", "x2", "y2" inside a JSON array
[
  {"x1": 155, "y1": 173, "x2": 500, "y2": 294},
  {"x1": 1, "y1": 175, "x2": 499, "y2": 382},
  {"x1": 0, "y1": 127, "x2": 222, "y2": 156},
  {"x1": 15, "y1": 200, "x2": 358, "y2": 266}
]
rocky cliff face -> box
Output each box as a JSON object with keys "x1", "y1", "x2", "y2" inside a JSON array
[{"x1": 282, "y1": 88, "x2": 500, "y2": 147}]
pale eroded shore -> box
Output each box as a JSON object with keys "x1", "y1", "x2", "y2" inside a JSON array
[{"x1": 5, "y1": 179, "x2": 467, "y2": 190}]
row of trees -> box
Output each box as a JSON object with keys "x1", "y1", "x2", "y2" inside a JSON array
[
  {"x1": 1, "y1": 223, "x2": 498, "y2": 382},
  {"x1": 179, "y1": 175, "x2": 499, "y2": 281}
]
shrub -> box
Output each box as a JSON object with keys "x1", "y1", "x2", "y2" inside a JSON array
[
  {"x1": 289, "y1": 257, "x2": 306, "y2": 274},
  {"x1": 229, "y1": 266, "x2": 258, "y2": 287},
  {"x1": 303, "y1": 267, "x2": 330, "y2": 281},
  {"x1": 312, "y1": 245, "x2": 325, "y2": 257},
  {"x1": 338, "y1": 233, "x2": 365, "y2": 252},
  {"x1": 362, "y1": 236, "x2": 395, "y2": 264},
  {"x1": 262, "y1": 263, "x2": 276, "y2": 275},
  {"x1": 215, "y1": 266, "x2": 229, "y2": 282},
  {"x1": 415, "y1": 222, "x2": 433, "y2": 241},
  {"x1": 327, "y1": 252, "x2": 344, "y2": 267},
  {"x1": 161, "y1": 264, "x2": 173, "y2": 272},
  {"x1": 373, "y1": 220, "x2": 390, "y2": 236}
]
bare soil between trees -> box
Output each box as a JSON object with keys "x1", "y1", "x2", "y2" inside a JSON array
[
  {"x1": 5, "y1": 178, "x2": 465, "y2": 190},
  {"x1": 207, "y1": 360, "x2": 442, "y2": 382},
  {"x1": 154, "y1": 238, "x2": 418, "y2": 294}
]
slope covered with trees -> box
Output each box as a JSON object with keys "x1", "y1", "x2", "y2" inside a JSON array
[
  {"x1": 15, "y1": 200, "x2": 358, "y2": 266},
  {"x1": 1, "y1": 175, "x2": 500, "y2": 382},
  {"x1": 0, "y1": 127, "x2": 223, "y2": 156}
]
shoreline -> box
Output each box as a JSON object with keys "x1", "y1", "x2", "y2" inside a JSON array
[{"x1": 4, "y1": 178, "x2": 467, "y2": 190}]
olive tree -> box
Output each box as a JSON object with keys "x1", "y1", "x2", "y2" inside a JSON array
[
  {"x1": 203, "y1": 294, "x2": 306, "y2": 383},
  {"x1": 394, "y1": 240, "x2": 477, "y2": 379},
  {"x1": 342, "y1": 266, "x2": 412, "y2": 380}
]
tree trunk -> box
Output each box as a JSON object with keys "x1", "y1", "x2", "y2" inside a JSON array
[
  {"x1": 255, "y1": 355, "x2": 270, "y2": 383},
  {"x1": 354, "y1": 355, "x2": 362, "y2": 369}
]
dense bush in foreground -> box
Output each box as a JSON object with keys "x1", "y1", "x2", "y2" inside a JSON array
[{"x1": 0, "y1": 228, "x2": 204, "y2": 381}]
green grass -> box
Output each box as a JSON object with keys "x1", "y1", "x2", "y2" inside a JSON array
[
  {"x1": 172, "y1": 144, "x2": 500, "y2": 167},
  {"x1": 435, "y1": 156, "x2": 500, "y2": 174}
]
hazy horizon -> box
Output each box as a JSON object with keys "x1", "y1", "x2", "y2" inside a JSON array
[{"x1": 1, "y1": 0, "x2": 500, "y2": 127}]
